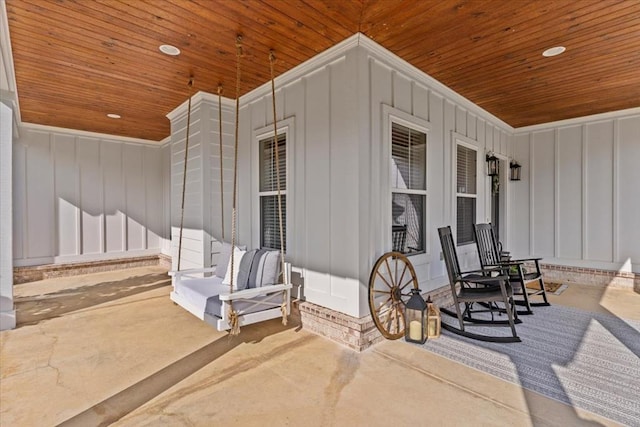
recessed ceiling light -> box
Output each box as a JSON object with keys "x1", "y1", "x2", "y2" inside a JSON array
[
  {"x1": 542, "y1": 46, "x2": 566, "y2": 57},
  {"x1": 107, "y1": 113, "x2": 121, "y2": 119},
  {"x1": 159, "y1": 44, "x2": 181, "y2": 56}
]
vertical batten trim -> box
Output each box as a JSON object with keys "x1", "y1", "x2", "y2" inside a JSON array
[
  {"x1": 75, "y1": 138, "x2": 81, "y2": 255},
  {"x1": 121, "y1": 143, "x2": 127, "y2": 252},
  {"x1": 328, "y1": 64, "x2": 333, "y2": 294},
  {"x1": 100, "y1": 141, "x2": 106, "y2": 253},
  {"x1": 554, "y1": 128, "x2": 559, "y2": 258},
  {"x1": 612, "y1": 119, "x2": 619, "y2": 263},
  {"x1": 582, "y1": 124, "x2": 588, "y2": 260},
  {"x1": 99, "y1": 141, "x2": 105, "y2": 254},
  {"x1": 20, "y1": 143, "x2": 27, "y2": 259},
  {"x1": 529, "y1": 132, "x2": 534, "y2": 256},
  {"x1": 51, "y1": 133, "x2": 57, "y2": 258},
  {"x1": 444, "y1": 97, "x2": 450, "y2": 222},
  {"x1": 425, "y1": 88, "x2": 431, "y2": 122},
  {"x1": 142, "y1": 146, "x2": 148, "y2": 250}
]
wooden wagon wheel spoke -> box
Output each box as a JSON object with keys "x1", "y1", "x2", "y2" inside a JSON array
[
  {"x1": 368, "y1": 252, "x2": 419, "y2": 340},
  {"x1": 374, "y1": 296, "x2": 393, "y2": 313},
  {"x1": 375, "y1": 270, "x2": 394, "y2": 289}
]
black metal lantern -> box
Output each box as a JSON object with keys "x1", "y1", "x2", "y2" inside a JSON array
[
  {"x1": 486, "y1": 153, "x2": 499, "y2": 176},
  {"x1": 405, "y1": 288, "x2": 427, "y2": 344},
  {"x1": 509, "y1": 160, "x2": 521, "y2": 181}
]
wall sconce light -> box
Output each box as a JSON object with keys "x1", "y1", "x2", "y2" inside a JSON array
[
  {"x1": 486, "y1": 153, "x2": 499, "y2": 176},
  {"x1": 509, "y1": 160, "x2": 522, "y2": 181}
]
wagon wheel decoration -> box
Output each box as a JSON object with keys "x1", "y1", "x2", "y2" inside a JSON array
[{"x1": 368, "y1": 252, "x2": 419, "y2": 340}]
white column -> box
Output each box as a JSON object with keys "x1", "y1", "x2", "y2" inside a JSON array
[{"x1": 0, "y1": 101, "x2": 15, "y2": 330}]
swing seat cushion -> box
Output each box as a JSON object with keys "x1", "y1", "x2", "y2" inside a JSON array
[
  {"x1": 248, "y1": 249, "x2": 281, "y2": 288},
  {"x1": 214, "y1": 242, "x2": 247, "y2": 279},
  {"x1": 173, "y1": 247, "x2": 284, "y2": 320}
]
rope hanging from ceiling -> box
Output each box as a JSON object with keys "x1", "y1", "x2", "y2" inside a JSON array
[
  {"x1": 177, "y1": 76, "x2": 195, "y2": 272},
  {"x1": 173, "y1": 36, "x2": 288, "y2": 335}
]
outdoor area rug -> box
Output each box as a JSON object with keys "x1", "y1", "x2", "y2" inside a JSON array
[{"x1": 417, "y1": 304, "x2": 640, "y2": 425}]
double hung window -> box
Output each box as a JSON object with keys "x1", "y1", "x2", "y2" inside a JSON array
[
  {"x1": 391, "y1": 122, "x2": 426, "y2": 254},
  {"x1": 259, "y1": 133, "x2": 286, "y2": 251},
  {"x1": 456, "y1": 144, "x2": 477, "y2": 245}
]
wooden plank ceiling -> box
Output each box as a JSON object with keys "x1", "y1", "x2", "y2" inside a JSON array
[{"x1": 5, "y1": 0, "x2": 640, "y2": 141}]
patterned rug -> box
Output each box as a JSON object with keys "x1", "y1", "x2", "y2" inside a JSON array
[{"x1": 416, "y1": 305, "x2": 640, "y2": 425}]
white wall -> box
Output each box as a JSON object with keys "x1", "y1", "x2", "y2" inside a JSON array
[
  {"x1": 510, "y1": 110, "x2": 640, "y2": 273},
  {"x1": 224, "y1": 34, "x2": 514, "y2": 318},
  {"x1": 12, "y1": 125, "x2": 168, "y2": 266},
  {"x1": 1, "y1": 101, "x2": 15, "y2": 330},
  {"x1": 167, "y1": 94, "x2": 237, "y2": 270}
]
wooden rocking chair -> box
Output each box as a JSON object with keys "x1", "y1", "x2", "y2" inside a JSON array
[
  {"x1": 438, "y1": 226, "x2": 520, "y2": 343},
  {"x1": 473, "y1": 223, "x2": 550, "y2": 315}
]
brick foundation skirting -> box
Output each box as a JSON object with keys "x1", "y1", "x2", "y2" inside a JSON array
[
  {"x1": 13, "y1": 254, "x2": 169, "y2": 284},
  {"x1": 537, "y1": 263, "x2": 639, "y2": 291},
  {"x1": 299, "y1": 285, "x2": 454, "y2": 352}
]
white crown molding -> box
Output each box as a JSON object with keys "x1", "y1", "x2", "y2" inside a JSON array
[
  {"x1": 20, "y1": 122, "x2": 162, "y2": 146},
  {"x1": 166, "y1": 90, "x2": 236, "y2": 122},
  {"x1": 357, "y1": 33, "x2": 515, "y2": 133},
  {"x1": 514, "y1": 107, "x2": 640, "y2": 133},
  {"x1": 240, "y1": 33, "x2": 361, "y2": 105}
]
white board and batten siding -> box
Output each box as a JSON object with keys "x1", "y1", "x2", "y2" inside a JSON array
[
  {"x1": 510, "y1": 110, "x2": 640, "y2": 273},
  {"x1": 12, "y1": 125, "x2": 168, "y2": 267},
  {"x1": 228, "y1": 35, "x2": 514, "y2": 318},
  {"x1": 359, "y1": 41, "x2": 513, "y2": 316}
]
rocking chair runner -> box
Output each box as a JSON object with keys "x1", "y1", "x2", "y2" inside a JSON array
[
  {"x1": 473, "y1": 223, "x2": 549, "y2": 315},
  {"x1": 438, "y1": 226, "x2": 521, "y2": 343}
]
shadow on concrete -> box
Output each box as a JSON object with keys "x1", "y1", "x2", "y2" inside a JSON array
[
  {"x1": 57, "y1": 318, "x2": 304, "y2": 427},
  {"x1": 15, "y1": 273, "x2": 171, "y2": 326}
]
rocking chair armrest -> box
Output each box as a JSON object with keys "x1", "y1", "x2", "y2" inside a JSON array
[
  {"x1": 464, "y1": 274, "x2": 508, "y2": 285},
  {"x1": 460, "y1": 266, "x2": 504, "y2": 276},
  {"x1": 219, "y1": 283, "x2": 292, "y2": 301},
  {"x1": 510, "y1": 257, "x2": 542, "y2": 263}
]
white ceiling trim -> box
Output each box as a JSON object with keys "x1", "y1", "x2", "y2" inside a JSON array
[
  {"x1": 514, "y1": 107, "x2": 640, "y2": 133},
  {"x1": 20, "y1": 122, "x2": 163, "y2": 147}
]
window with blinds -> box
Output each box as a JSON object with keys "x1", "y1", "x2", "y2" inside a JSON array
[
  {"x1": 391, "y1": 122, "x2": 426, "y2": 254},
  {"x1": 456, "y1": 144, "x2": 477, "y2": 245},
  {"x1": 259, "y1": 133, "x2": 286, "y2": 251}
]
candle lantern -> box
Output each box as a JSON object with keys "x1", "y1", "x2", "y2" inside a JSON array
[
  {"x1": 405, "y1": 288, "x2": 427, "y2": 344},
  {"x1": 486, "y1": 153, "x2": 499, "y2": 177},
  {"x1": 425, "y1": 296, "x2": 441, "y2": 339}
]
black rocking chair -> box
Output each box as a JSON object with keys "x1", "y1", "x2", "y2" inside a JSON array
[
  {"x1": 438, "y1": 226, "x2": 520, "y2": 343},
  {"x1": 474, "y1": 223, "x2": 550, "y2": 315}
]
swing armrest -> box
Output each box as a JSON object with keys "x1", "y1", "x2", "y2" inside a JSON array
[
  {"x1": 169, "y1": 267, "x2": 218, "y2": 278},
  {"x1": 219, "y1": 283, "x2": 292, "y2": 301}
]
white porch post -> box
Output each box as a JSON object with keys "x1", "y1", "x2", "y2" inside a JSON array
[{"x1": 0, "y1": 101, "x2": 15, "y2": 330}]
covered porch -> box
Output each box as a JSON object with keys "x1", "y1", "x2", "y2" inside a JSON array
[{"x1": 2, "y1": 265, "x2": 638, "y2": 426}]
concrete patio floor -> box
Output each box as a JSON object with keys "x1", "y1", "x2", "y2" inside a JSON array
[{"x1": 1, "y1": 266, "x2": 638, "y2": 426}]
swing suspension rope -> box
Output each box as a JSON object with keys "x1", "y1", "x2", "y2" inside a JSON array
[
  {"x1": 175, "y1": 37, "x2": 288, "y2": 335},
  {"x1": 217, "y1": 84, "x2": 225, "y2": 241},
  {"x1": 177, "y1": 77, "x2": 195, "y2": 271},
  {"x1": 269, "y1": 51, "x2": 289, "y2": 325},
  {"x1": 227, "y1": 35, "x2": 243, "y2": 336}
]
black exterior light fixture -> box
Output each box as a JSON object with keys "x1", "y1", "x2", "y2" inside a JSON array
[
  {"x1": 486, "y1": 152, "x2": 499, "y2": 177},
  {"x1": 510, "y1": 160, "x2": 522, "y2": 181}
]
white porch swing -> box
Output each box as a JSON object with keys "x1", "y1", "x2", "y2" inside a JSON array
[{"x1": 169, "y1": 37, "x2": 292, "y2": 335}]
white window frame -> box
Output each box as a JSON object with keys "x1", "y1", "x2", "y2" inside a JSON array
[
  {"x1": 382, "y1": 105, "x2": 431, "y2": 260},
  {"x1": 253, "y1": 118, "x2": 293, "y2": 254},
  {"x1": 455, "y1": 138, "x2": 479, "y2": 246}
]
